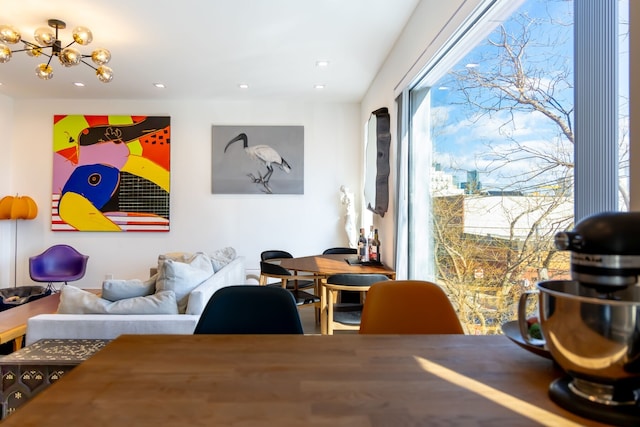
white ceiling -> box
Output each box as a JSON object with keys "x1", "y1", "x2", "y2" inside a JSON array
[{"x1": 0, "y1": 0, "x2": 420, "y2": 101}]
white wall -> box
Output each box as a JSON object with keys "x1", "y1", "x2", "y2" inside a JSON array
[
  {"x1": 0, "y1": 94, "x2": 14, "y2": 286},
  {"x1": 360, "y1": 0, "x2": 479, "y2": 270},
  {"x1": 5, "y1": 99, "x2": 360, "y2": 288}
]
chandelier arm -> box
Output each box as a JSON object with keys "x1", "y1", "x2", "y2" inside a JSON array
[
  {"x1": 11, "y1": 46, "x2": 54, "y2": 55},
  {"x1": 79, "y1": 58, "x2": 98, "y2": 71},
  {"x1": 20, "y1": 40, "x2": 40, "y2": 48},
  {"x1": 10, "y1": 47, "x2": 35, "y2": 54}
]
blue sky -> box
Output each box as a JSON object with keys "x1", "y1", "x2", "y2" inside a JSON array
[{"x1": 428, "y1": 0, "x2": 576, "y2": 192}]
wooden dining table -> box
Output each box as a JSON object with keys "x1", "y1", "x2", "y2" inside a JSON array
[
  {"x1": 1, "y1": 334, "x2": 610, "y2": 426},
  {"x1": 279, "y1": 254, "x2": 396, "y2": 334},
  {"x1": 279, "y1": 253, "x2": 396, "y2": 279}
]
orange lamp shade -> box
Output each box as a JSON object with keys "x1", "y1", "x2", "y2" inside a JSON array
[{"x1": 0, "y1": 195, "x2": 38, "y2": 220}]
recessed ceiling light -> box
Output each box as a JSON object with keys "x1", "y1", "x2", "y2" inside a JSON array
[
  {"x1": 73, "y1": 82, "x2": 85, "y2": 87},
  {"x1": 314, "y1": 84, "x2": 326, "y2": 90},
  {"x1": 465, "y1": 63, "x2": 479, "y2": 68},
  {"x1": 316, "y1": 60, "x2": 329, "y2": 67},
  {"x1": 153, "y1": 83, "x2": 165, "y2": 88},
  {"x1": 238, "y1": 83, "x2": 249, "y2": 89}
]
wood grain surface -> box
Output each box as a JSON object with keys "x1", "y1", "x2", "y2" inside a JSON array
[
  {"x1": 279, "y1": 254, "x2": 396, "y2": 278},
  {"x1": 2, "y1": 334, "x2": 611, "y2": 426},
  {"x1": 0, "y1": 293, "x2": 60, "y2": 350}
]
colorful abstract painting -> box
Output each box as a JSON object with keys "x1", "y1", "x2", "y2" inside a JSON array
[{"x1": 52, "y1": 115, "x2": 171, "y2": 232}]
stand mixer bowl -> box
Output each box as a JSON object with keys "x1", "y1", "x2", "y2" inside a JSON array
[{"x1": 538, "y1": 279, "x2": 640, "y2": 404}]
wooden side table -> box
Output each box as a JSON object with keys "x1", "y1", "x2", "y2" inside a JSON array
[
  {"x1": 0, "y1": 338, "x2": 110, "y2": 419},
  {"x1": 0, "y1": 292, "x2": 61, "y2": 352}
]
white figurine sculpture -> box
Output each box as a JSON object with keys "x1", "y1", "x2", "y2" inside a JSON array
[{"x1": 340, "y1": 185, "x2": 358, "y2": 248}]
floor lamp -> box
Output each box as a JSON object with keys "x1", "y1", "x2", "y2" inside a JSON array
[{"x1": 0, "y1": 195, "x2": 38, "y2": 288}]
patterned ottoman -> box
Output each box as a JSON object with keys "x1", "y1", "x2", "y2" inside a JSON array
[{"x1": 0, "y1": 338, "x2": 110, "y2": 419}]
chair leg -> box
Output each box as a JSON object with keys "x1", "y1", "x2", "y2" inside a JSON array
[
  {"x1": 327, "y1": 289, "x2": 336, "y2": 335},
  {"x1": 45, "y1": 282, "x2": 66, "y2": 293}
]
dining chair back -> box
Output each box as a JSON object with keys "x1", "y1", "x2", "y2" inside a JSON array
[
  {"x1": 323, "y1": 273, "x2": 389, "y2": 335},
  {"x1": 194, "y1": 285, "x2": 304, "y2": 334},
  {"x1": 359, "y1": 280, "x2": 464, "y2": 334},
  {"x1": 260, "y1": 250, "x2": 293, "y2": 261},
  {"x1": 259, "y1": 262, "x2": 320, "y2": 306},
  {"x1": 259, "y1": 249, "x2": 315, "y2": 288},
  {"x1": 322, "y1": 247, "x2": 357, "y2": 255},
  {"x1": 29, "y1": 244, "x2": 89, "y2": 292}
]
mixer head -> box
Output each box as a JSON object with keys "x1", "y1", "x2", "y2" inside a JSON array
[{"x1": 555, "y1": 211, "x2": 640, "y2": 290}]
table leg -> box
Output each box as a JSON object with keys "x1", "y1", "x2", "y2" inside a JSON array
[
  {"x1": 320, "y1": 278, "x2": 328, "y2": 335},
  {"x1": 12, "y1": 336, "x2": 23, "y2": 352}
]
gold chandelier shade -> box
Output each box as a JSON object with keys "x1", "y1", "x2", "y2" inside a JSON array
[
  {"x1": 72, "y1": 26, "x2": 92, "y2": 45},
  {"x1": 0, "y1": 25, "x2": 20, "y2": 44},
  {"x1": 0, "y1": 195, "x2": 38, "y2": 220},
  {"x1": 0, "y1": 19, "x2": 112, "y2": 82},
  {"x1": 34, "y1": 26, "x2": 55, "y2": 46}
]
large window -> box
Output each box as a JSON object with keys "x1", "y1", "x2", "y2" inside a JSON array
[{"x1": 403, "y1": 0, "x2": 629, "y2": 334}]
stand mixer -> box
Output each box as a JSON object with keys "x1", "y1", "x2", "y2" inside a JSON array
[{"x1": 540, "y1": 211, "x2": 640, "y2": 425}]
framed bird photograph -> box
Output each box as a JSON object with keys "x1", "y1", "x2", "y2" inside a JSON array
[{"x1": 211, "y1": 125, "x2": 304, "y2": 195}]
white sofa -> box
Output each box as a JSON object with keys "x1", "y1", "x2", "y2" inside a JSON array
[{"x1": 25, "y1": 256, "x2": 246, "y2": 345}]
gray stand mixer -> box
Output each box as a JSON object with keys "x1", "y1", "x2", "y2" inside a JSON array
[{"x1": 540, "y1": 211, "x2": 640, "y2": 425}]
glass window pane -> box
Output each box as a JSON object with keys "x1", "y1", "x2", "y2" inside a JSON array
[{"x1": 406, "y1": 0, "x2": 629, "y2": 334}]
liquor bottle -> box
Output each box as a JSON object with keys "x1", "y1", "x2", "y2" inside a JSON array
[
  {"x1": 358, "y1": 228, "x2": 369, "y2": 262},
  {"x1": 372, "y1": 228, "x2": 381, "y2": 263},
  {"x1": 368, "y1": 225, "x2": 376, "y2": 262}
]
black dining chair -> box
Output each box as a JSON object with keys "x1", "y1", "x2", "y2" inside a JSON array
[
  {"x1": 260, "y1": 250, "x2": 294, "y2": 262},
  {"x1": 259, "y1": 262, "x2": 320, "y2": 306},
  {"x1": 322, "y1": 273, "x2": 390, "y2": 335},
  {"x1": 322, "y1": 247, "x2": 357, "y2": 255},
  {"x1": 194, "y1": 285, "x2": 304, "y2": 334},
  {"x1": 259, "y1": 250, "x2": 315, "y2": 292}
]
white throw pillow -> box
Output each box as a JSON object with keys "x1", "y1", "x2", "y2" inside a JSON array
[
  {"x1": 102, "y1": 274, "x2": 157, "y2": 301},
  {"x1": 58, "y1": 286, "x2": 108, "y2": 314},
  {"x1": 106, "y1": 291, "x2": 178, "y2": 314},
  {"x1": 156, "y1": 253, "x2": 214, "y2": 313},
  {"x1": 157, "y1": 252, "x2": 193, "y2": 268},
  {"x1": 58, "y1": 285, "x2": 178, "y2": 314},
  {"x1": 208, "y1": 247, "x2": 237, "y2": 272}
]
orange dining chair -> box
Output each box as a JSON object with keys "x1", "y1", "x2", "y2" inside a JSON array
[{"x1": 359, "y1": 280, "x2": 464, "y2": 334}]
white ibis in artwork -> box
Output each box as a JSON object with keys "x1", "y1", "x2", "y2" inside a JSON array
[{"x1": 224, "y1": 133, "x2": 291, "y2": 193}]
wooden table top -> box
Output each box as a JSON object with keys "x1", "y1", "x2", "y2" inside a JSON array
[
  {"x1": 0, "y1": 292, "x2": 60, "y2": 348},
  {"x1": 3, "y1": 334, "x2": 610, "y2": 426},
  {"x1": 280, "y1": 254, "x2": 396, "y2": 278}
]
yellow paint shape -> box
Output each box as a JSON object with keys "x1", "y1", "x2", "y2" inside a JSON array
[
  {"x1": 58, "y1": 192, "x2": 121, "y2": 231},
  {"x1": 122, "y1": 155, "x2": 170, "y2": 191}
]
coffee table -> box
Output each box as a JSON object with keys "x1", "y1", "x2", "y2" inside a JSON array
[{"x1": 0, "y1": 338, "x2": 110, "y2": 419}]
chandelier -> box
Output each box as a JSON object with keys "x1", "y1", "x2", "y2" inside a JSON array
[{"x1": 0, "y1": 18, "x2": 113, "y2": 82}]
